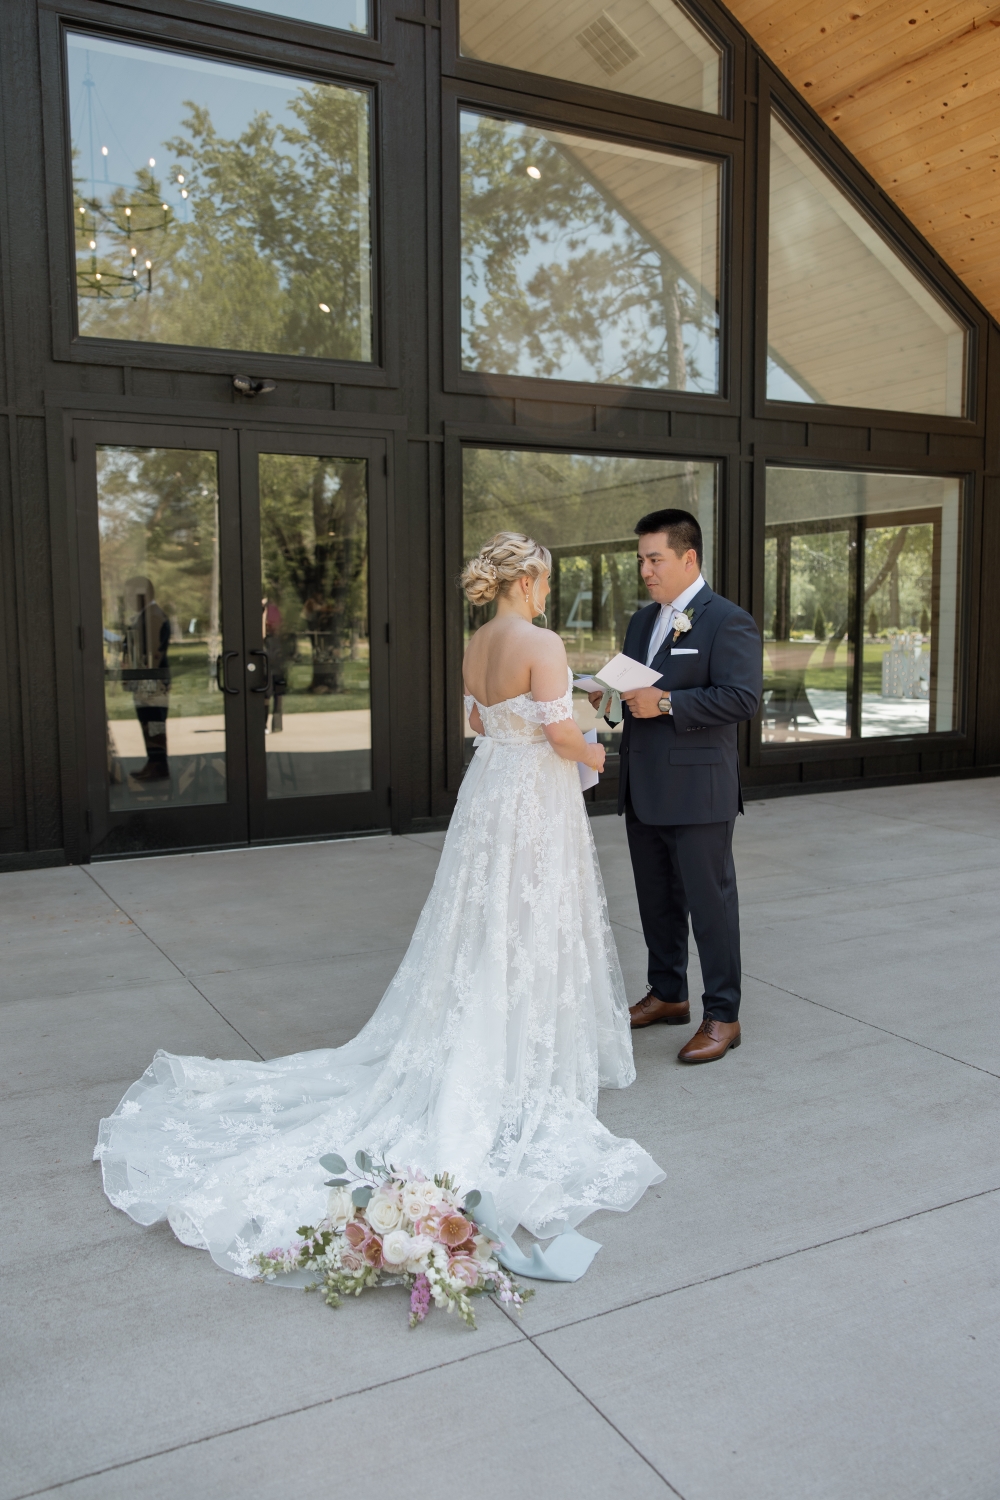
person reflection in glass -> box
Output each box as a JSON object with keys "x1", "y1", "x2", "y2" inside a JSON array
[
  {"x1": 122, "y1": 575, "x2": 171, "y2": 784},
  {"x1": 262, "y1": 594, "x2": 288, "y2": 733}
]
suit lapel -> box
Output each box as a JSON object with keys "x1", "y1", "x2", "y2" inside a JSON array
[{"x1": 649, "y1": 584, "x2": 715, "y2": 672}]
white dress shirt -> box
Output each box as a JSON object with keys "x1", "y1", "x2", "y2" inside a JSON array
[{"x1": 645, "y1": 574, "x2": 706, "y2": 666}]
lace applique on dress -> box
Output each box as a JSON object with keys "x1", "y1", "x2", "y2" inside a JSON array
[{"x1": 95, "y1": 663, "x2": 663, "y2": 1275}]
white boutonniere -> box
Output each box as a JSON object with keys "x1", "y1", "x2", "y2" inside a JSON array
[{"x1": 672, "y1": 607, "x2": 695, "y2": 643}]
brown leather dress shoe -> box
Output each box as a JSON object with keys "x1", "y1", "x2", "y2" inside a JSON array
[
  {"x1": 677, "y1": 1017, "x2": 741, "y2": 1063},
  {"x1": 629, "y1": 993, "x2": 691, "y2": 1028}
]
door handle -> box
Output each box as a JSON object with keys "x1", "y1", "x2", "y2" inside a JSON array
[
  {"x1": 217, "y1": 650, "x2": 240, "y2": 695},
  {"x1": 248, "y1": 647, "x2": 271, "y2": 693}
]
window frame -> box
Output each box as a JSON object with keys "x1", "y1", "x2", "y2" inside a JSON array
[
  {"x1": 441, "y1": 78, "x2": 742, "y2": 414},
  {"x1": 749, "y1": 453, "x2": 978, "y2": 770},
  {"x1": 441, "y1": 0, "x2": 744, "y2": 137},
  {"x1": 444, "y1": 427, "x2": 739, "y2": 794},
  {"x1": 40, "y1": 0, "x2": 398, "y2": 386},
  {"x1": 754, "y1": 75, "x2": 986, "y2": 437}
]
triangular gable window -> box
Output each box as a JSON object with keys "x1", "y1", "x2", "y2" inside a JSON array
[{"x1": 767, "y1": 114, "x2": 967, "y2": 418}]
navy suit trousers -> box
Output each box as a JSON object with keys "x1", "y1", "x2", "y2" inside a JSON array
[{"x1": 625, "y1": 795, "x2": 741, "y2": 1023}]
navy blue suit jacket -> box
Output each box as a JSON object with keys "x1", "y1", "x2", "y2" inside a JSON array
[{"x1": 616, "y1": 585, "x2": 763, "y2": 825}]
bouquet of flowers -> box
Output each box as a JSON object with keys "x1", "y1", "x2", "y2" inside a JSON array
[{"x1": 253, "y1": 1151, "x2": 533, "y2": 1329}]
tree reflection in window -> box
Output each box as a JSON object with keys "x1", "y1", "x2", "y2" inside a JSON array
[
  {"x1": 68, "y1": 34, "x2": 372, "y2": 362},
  {"x1": 460, "y1": 112, "x2": 720, "y2": 391}
]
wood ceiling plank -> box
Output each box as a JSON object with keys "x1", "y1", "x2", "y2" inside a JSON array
[{"x1": 730, "y1": 0, "x2": 1000, "y2": 317}]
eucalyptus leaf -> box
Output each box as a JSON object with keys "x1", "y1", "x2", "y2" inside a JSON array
[
  {"x1": 463, "y1": 1190, "x2": 482, "y2": 1212},
  {"x1": 352, "y1": 1185, "x2": 374, "y2": 1209},
  {"x1": 355, "y1": 1149, "x2": 373, "y2": 1173},
  {"x1": 324, "y1": 1178, "x2": 351, "y2": 1187},
  {"x1": 319, "y1": 1153, "x2": 347, "y2": 1175}
]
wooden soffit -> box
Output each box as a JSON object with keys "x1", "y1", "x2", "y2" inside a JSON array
[{"x1": 727, "y1": 0, "x2": 1000, "y2": 319}]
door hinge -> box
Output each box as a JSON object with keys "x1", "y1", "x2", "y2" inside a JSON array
[
  {"x1": 77, "y1": 624, "x2": 85, "y2": 650},
  {"x1": 70, "y1": 436, "x2": 77, "y2": 461},
  {"x1": 385, "y1": 622, "x2": 391, "y2": 644}
]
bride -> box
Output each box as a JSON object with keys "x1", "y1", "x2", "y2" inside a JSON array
[{"x1": 95, "y1": 532, "x2": 664, "y2": 1280}]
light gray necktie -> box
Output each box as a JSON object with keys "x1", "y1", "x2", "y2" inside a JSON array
[{"x1": 646, "y1": 606, "x2": 675, "y2": 666}]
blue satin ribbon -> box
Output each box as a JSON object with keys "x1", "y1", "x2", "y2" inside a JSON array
[
  {"x1": 472, "y1": 1192, "x2": 601, "y2": 1282},
  {"x1": 598, "y1": 687, "x2": 623, "y2": 725}
]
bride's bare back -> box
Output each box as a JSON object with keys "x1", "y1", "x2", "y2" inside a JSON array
[{"x1": 463, "y1": 614, "x2": 568, "y2": 708}]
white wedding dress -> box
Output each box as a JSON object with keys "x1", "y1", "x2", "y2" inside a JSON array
[{"x1": 95, "y1": 672, "x2": 664, "y2": 1277}]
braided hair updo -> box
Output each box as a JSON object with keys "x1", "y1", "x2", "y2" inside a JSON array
[{"x1": 460, "y1": 531, "x2": 551, "y2": 610}]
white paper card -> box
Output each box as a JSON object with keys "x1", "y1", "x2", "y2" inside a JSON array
[
  {"x1": 593, "y1": 653, "x2": 662, "y2": 692},
  {"x1": 573, "y1": 675, "x2": 604, "y2": 694},
  {"x1": 578, "y1": 728, "x2": 599, "y2": 791}
]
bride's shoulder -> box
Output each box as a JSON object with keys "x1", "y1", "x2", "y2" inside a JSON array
[{"x1": 529, "y1": 624, "x2": 567, "y2": 663}]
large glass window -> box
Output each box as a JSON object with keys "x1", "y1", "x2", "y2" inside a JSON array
[
  {"x1": 460, "y1": 111, "x2": 720, "y2": 392},
  {"x1": 762, "y1": 467, "x2": 962, "y2": 744},
  {"x1": 460, "y1": 0, "x2": 722, "y2": 115},
  {"x1": 99, "y1": 446, "x2": 227, "y2": 810},
  {"x1": 767, "y1": 116, "x2": 967, "y2": 418},
  {"x1": 212, "y1": 0, "x2": 367, "y2": 28},
  {"x1": 68, "y1": 34, "x2": 372, "y2": 361},
  {"x1": 462, "y1": 447, "x2": 718, "y2": 758},
  {"x1": 259, "y1": 453, "x2": 372, "y2": 798}
]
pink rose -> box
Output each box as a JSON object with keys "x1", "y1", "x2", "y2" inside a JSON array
[
  {"x1": 437, "y1": 1214, "x2": 473, "y2": 1248},
  {"x1": 340, "y1": 1247, "x2": 364, "y2": 1272}
]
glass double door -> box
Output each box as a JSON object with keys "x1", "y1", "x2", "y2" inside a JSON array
[{"x1": 76, "y1": 420, "x2": 390, "y2": 857}]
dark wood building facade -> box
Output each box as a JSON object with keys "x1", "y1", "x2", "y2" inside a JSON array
[{"x1": 2, "y1": 0, "x2": 998, "y2": 869}]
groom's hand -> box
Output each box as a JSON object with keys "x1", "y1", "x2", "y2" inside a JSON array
[
  {"x1": 621, "y1": 686, "x2": 665, "y2": 719},
  {"x1": 587, "y1": 690, "x2": 604, "y2": 711}
]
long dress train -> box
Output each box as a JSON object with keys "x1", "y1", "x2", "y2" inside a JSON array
[{"x1": 95, "y1": 673, "x2": 664, "y2": 1276}]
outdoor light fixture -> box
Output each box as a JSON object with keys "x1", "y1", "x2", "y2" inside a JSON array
[
  {"x1": 318, "y1": 302, "x2": 331, "y2": 312},
  {"x1": 526, "y1": 166, "x2": 541, "y2": 179},
  {"x1": 232, "y1": 375, "x2": 277, "y2": 397}
]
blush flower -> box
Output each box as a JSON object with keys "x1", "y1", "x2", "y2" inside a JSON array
[
  {"x1": 447, "y1": 1254, "x2": 480, "y2": 1288},
  {"x1": 344, "y1": 1220, "x2": 368, "y2": 1249},
  {"x1": 437, "y1": 1214, "x2": 473, "y2": 1248}
]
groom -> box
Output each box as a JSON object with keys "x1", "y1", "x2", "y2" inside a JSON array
[{"x1": 591, "y1": 510, "x2": 762, "y2": 1062}]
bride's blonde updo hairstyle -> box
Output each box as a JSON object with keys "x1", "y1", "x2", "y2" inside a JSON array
[{"x1": 460, "y1": 531, "x2": 552, "y2": 611}]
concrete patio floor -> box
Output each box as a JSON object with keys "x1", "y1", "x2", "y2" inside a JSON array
[{"x1": 3, "y1": 780, "x2": 1000, "y2": 1500}]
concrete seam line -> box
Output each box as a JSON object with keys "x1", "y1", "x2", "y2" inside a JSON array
[
  {"x1": 519, "y1": 1335, "x2": 686, "y2": 1497},
  {"x1": 744, "y1": 970, "x2": 1000, "y2": 1082},
  {"x1": 528, "y1": 1182, "x2": 1000, "y2": 1342},
  {"x1": 81, "y1": 867, "x2": 266, "y2": 1062},
  {"x1": 6, "y1": 1338, "x2": 524, "y2": 1500}
]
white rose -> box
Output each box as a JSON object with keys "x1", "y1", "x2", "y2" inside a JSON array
[
  {"x1": 404, "y1": 1233, "x2": 434, "y2": 1272},
  {"x1": 673, "y1": 611, "x2": 692, "y2": 634},
  {"x1": 366, "y1": 1192, "x2": 403, "y2": 1235},
  {"x1": 401, "y1": 1189, "x2": 428, "y2": 1223},
  {"x1": 326, "y1": 1186, "x2": 353, "y2": 1228},
  {"x1": 381, "y1": 1229, "x2": 412, "y2": 1266}
]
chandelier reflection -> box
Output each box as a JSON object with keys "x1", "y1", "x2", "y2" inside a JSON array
[{"x1": 75, "y1": 196, "x2": 172, "y2": 300}]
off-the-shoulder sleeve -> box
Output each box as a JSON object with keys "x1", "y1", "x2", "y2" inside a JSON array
[{"x1": 518, "y1": 691, "x2": 574, "y2": 725}]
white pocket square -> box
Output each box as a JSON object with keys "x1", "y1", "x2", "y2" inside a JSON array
[{"x1": 671, "y1": 648, "x2": 698, "y2": 655}]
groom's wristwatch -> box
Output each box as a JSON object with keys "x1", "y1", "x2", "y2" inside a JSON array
[{"x1": 658, "y1": 695, "x2": 672, "y2": 715}]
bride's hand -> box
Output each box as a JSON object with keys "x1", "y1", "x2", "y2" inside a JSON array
[{"x1": 586, "y1": 743, "x2": 606, "y2": 773}]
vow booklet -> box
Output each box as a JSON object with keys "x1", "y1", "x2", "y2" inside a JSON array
[
  {"x1": 578, "y1": 728, "x2": 599, "y2": 792},
  {"x1": 574, "y1": 653, "x2": 662, "y2": 696}
]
